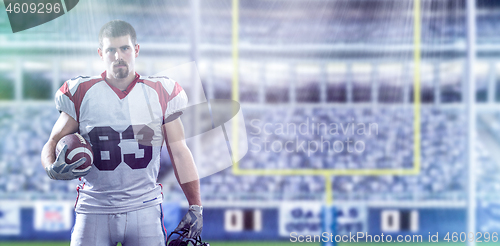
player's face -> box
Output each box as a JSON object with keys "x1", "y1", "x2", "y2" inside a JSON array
[{"x1": 98, "y1": 35, "x2": 139, "y2": 80}]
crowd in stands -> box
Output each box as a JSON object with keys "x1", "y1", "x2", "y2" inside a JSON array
[
  {"x1": 2, "y1": 0, "x2": 500, "y2": 202},
  {"x1": 197, "y1": 106, "x2": 468, "y2": 201},
  {"x1": 0, "y1": 104, "x2": 477, "y2": 201},
  {"x1": 0, "y1": 105, "x2": 80, "y2": 200},
  {"x1": 475, "y1": 113, "x2": 500, "y2": 199}
]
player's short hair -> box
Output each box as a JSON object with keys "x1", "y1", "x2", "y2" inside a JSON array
[{"x1": 99, "y1": 20, "x2": 137, "y2": 48}]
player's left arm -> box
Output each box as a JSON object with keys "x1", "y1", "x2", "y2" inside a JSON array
[
  {"x1": 163, "y1": 117, "x2": 203, "y2": 237},
  {"x1": 163, "y1": 117, "x2": 201, "y2": 206}
]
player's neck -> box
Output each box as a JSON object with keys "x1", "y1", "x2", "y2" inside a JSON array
[{"x1": 106, "y1": 71, "x2": 136, "y2": 91}]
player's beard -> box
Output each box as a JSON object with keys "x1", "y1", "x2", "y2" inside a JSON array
[{"x1": 113, "y1": 62, "x2": 129, "y2": 79}]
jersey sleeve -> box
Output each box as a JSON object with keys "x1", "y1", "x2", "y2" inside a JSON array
[
  {"x1": 164, "y1": 83, "x2": 188, "y2": 123},
  {"x1": 54, "y1": 81, "x2": 77, "y2": 121}
]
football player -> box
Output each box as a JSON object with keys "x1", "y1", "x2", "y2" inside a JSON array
[{"x1": 40, "y1": 20, "x2": 203, "y2": 246}]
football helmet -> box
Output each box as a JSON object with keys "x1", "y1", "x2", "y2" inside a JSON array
[{"x1": 167, "y1": 228, "x2": 210, "y2": 246}]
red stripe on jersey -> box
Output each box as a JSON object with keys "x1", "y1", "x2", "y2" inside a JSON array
[
  {"x1": 74, "y1": 182, "x2": 85, "y2": 209},
  {"x1": 159, "y1": 203, "x2": 168, "y2": 242},
  {"x1": 59, "y1": 81, "x2": 76, "y2": 118},
  {"x1": 141, "y1": 79, "x2": 184, "y2": 119},
  {"x1": 72, "y1": 78, "x2": 102, "y2": 122},
  {"x1": 59, "y1": 78, "x2": 101, "y2": 122},
  {"x1": 101, "y1": 71, "x2": 141, "y2": 99},
  {"x1": 59, "y1": 81, "x2": 72, "y2": 100}
]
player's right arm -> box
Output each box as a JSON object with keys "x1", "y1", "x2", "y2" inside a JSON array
[
  {"x1": 40, "y1": 112, "x2": 89, "y2": 180},
  {"x1": 41, "y1": 112, "x2": 78, "y2": 168}
]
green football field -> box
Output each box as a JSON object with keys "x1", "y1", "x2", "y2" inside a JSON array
[{"x1": 0, "y1": 242, "x2": 484, "y2": 246}]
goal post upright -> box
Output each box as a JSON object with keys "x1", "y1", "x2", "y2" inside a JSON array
[
  {"x1": 230, "y1": 0, "x2": 422, "y2": 177},
  {"x1": 232, "y1": 0, "x2": 240, "y2": 170},
  {"x1": 229, "y1": 0, "x2": 423, "y2": 241},
  {"x1": 413, "y1": 0, "x2": 422, "y2": 176}
]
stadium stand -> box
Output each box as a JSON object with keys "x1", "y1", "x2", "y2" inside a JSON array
[
  {"x1": 0, "y1": 105, "x2": 80, "y2": 200},
  {"x1": 1, "y1": 0, "x2": 500, "y2": 205},
  {"x1": 0, "y1": 104, "x2": 471, "y2": 201}
]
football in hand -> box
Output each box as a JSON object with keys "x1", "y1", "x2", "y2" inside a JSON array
[{"x1": 55, "y1": 133, "x2": 94, "y2": 170}]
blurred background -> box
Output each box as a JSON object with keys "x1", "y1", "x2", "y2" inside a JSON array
[{"x1": 0, "y1": 0, "x2": 499, "y2": 245}]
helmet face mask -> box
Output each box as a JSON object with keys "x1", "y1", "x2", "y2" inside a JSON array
[{"x1": 167, "y1": 229, "x2": 210, "y2": 246}]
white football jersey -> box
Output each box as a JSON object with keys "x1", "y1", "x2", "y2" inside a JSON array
[{"x1": 55, "y1": 72, "x2": 188, "y2": 214}]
